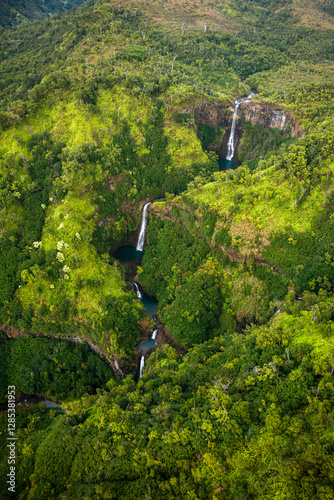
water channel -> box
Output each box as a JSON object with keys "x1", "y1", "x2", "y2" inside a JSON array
[{"x1": 112, "y1": 202, "x2": 159, "y2": 378}]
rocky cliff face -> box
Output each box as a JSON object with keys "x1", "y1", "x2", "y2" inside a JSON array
[
  {"x1": 192, "y1": 102, "x2": 232, "y2": 128},
  {"x1": 237, "y1": 101, "x2": 302, "y2": 138},
  {"x1": 189, "y1": 100, "x2": 302, "y2": 160}
]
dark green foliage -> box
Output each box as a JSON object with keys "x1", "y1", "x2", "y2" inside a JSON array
[
  {"x1": 20, "y1": 131, "x2": 65, "y2": 246},
  {"x1": 164, "y1": 270, "x2": 223, "y2": 347},
  {"x1": 77, "y1": 79, "x2": 98, "y2": 105},
  {"x1": 0, "y1": 0, "x2": 86, "y2": 27},
  {"x1": 0, "y1": 405, "x2": 63, "y2": 500},
  {"x1": 2, "y1": 290, "x2": 334, "y2": 499},
  {"x1": 0, "y1": 332, "x2": 9, "y2": 397},
  {"x1": 0, "y1": 334, "x2": 116, "y2": 403},
  {"x1": 173, "y1": 112, "x2": 191, "y2": 126},
  {"x1": 141, "y1": 219, "x2": 211, "y2": 305},
  {"x1": 30, "y1": 416, "x2": 80, "y2": 499},
  {"x1": 319, "y1": 0, "x2": 334, "y2": 17},
  {"x1": 93, "y1": 182, "x2": 116, "y2": 219},
  {"x1": 263, "y1": 192, "x2": 334, "y2": 292},
  {"x1": 140, "y1": 104, "x2": 172, "y2": 197},
  {"x1": 252, "y1": 264, "x2": 287, "y2": 300},
  {"x1": 238, "y1": 121, "x2": 295, "y2": 169},
  {"x1": 102, "y1": 297, "x2": 142, "y2": 353},
  {"x1": 197, "y1": 123, "x2": 222, "y2": 150},
  {"x1": 1, "y1": 1, "x2": 334, "y2": 498},
  {"x1": 214, "y1": 227, "x2": 232, "y2": 247},
  {"x1": 0, "y1": 236, "x2": 22, "y2": 307}
]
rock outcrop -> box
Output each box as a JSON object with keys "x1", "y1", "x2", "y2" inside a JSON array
[
  {"x1": 237, "y1": 101, "x2": 302, "y2": 138},
  {"x1": 188, "y1": 99, "x2": 302, "y2": 160}
]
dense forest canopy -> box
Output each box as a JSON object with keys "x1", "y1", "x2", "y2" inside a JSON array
[
  {"x1": 0, "y1": 0, "x2": 87, "y2": 28},
  {"x1": 1, "y1": 0, "x2": 334, "y2": 498}
]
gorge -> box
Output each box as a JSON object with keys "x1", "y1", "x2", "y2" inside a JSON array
[
  {"x1": 113, "y1": 202, "x2": 163, "y2": 379},
  {"x1": 1, "y1": 0, "x2": 334, "y2": 497}
]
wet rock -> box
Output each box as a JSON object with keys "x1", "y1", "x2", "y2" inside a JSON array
[{"x1": 186, "y1": 99, "x2": 302, "y2": 161}]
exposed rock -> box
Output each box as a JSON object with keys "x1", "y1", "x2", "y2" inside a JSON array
[
  {"x1": 156, "y1": 324, "x2": 187, "y2": 355},
  {"x1": 237, "y1": 102, "x2": 302, "y2": 138},
  {"x1": 192, "y1": 101, "x2": 231, "y2": 128},
  {"x1": 187, "y1": 99, "x2": 302, "y2": 160}
]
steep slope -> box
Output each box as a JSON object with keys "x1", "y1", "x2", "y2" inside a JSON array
[
  {"x1": 1, "y1": 1, "x2": 334, "y2": 499},
  {"x1": 0, "y1": 0, "x2": 333, "y2": 362},
  {"x1": 0, "y1": 0, "x2": 87, "y2": 28}
]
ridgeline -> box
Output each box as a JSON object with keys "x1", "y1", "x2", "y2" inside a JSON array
[{"x1": 1, "y1": 0, "x2": 334, "y2": 498}]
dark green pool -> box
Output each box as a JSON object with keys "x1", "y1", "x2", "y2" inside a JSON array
[
  {"x1": 113, "y1": 245, "x2": 143, "y2": 262},
  {"x1": 218, "y1": 158, "x2": 239, "y2": 170}
]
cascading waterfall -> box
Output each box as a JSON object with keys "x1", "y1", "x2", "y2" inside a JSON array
[
  {"x1": 136, "y1": 202, "x2": 151, "y2": 252},
  {"x1": 226, "y1": 92, "x2": 254, "y2": 161},
  {"x1": 139, "y1": 328, "x2": 159, "y2": 378},
  {"x1": 132, "y1": 282, "x2": 142, "y2": 299},
  {"x1": 139, "y1": 355, "x2": 145, "y2": 378},
  {"x1": 133, "y1": 202, "x2": 160, "y2": 379},
  {"x1": 151, "y1": 329, "x2": 158, "y2": 340}
]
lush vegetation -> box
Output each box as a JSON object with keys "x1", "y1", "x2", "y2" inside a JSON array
[
  {"x1": 1, "y1": 289, "x2": 334, "y2": 499},
  {"x1": 0, "y1": 333, "x2": 116, "y2": 403},
  {"x1": 1, "y1": 0, "x2": 334, "y2": 497},
  {"x1": 0, "y1": 0, "x2": 87, "y2": 28}
]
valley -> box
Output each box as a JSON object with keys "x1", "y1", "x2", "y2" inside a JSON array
[{"x1": 0, "y1": 0, "x2": 334, "y2": 498}]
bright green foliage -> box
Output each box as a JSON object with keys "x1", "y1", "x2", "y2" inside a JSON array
[
  {"x1": 2, "y1": 289, "x2": 334, "y2": 499},
  {"x1": 164, "y1": 263, "x2": 223, "y2": 347},
  {"x1": 1, "y1": 0, "x2": 334, "y2": 497}
]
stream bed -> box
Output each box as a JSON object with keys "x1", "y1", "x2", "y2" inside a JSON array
[{"x1": 113, "y1": 203, "x2": 186, "y2": 378}]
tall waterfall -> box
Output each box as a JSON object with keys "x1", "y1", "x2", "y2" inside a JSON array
[
  {"x1": 136, "y1": 202, "x2": 151, "y2": 251},
  {"x1": 226, "y1": 92, "x2": 254, "y2": 161},
  {"x1": 132, "y1": 282, "x2": 142, "y2": 299},
  {"x1": 139, "y1": 355, "x2": 145, "y2": 378}
]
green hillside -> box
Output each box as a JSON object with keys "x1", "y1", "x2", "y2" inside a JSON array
[
  {"x1": 1, "y1": 0, "x2": 334, "y2": 498},
  {"x1": 0, "y1": 0, "x2": 87, "y2": 28}
]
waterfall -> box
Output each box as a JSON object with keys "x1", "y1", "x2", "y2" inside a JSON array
[
  {"x1": 226, "y1": 99, "x2": 242, "y2": 161},
  {"x1": 138, "y1": 329, "x2": 159, "y2": 378},
  {"x1": 139, "y1": 355, "x2": 145, "y2": 378},
  {"x1": 136, "y1": 202, "x2": 151, "y2": 251},
  {"x1": 226, "y1": 92, "x2": 255, "y2": 161},
  {"x1": 151, "y1": 329, "x2": 158, "y2": 340},
  {"x1": 132, "y1": 282, "x2": 142, "y2": 299}
]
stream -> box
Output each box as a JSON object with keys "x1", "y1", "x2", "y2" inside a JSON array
[
  {"x1": 114, "y1": 97, "x2": 257, "y2": 376},
  {"x1": 0, "y1": 395, "x2": 62, "y2": 413},
  {"x1": 113, "y1": 202, "x2": 159, "y2": 378}
]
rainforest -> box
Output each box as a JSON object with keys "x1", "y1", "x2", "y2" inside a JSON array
[{"x1": 1, "y1": 0, "x2": 334, "y2": 498}]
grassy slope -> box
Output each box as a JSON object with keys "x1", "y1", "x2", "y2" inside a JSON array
[
  {"x1": 0, "y1": 2, "x2": 334, "y2": 498},
  {"x1": 0, "y1": 0, "x2": 333, "y2": 359}
]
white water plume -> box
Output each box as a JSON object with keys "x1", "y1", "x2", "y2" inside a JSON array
[
  {"x1": 136, "y1": 202, "x2": 151, "y2": 251},
  {"x1": 151, "y1": 329, "x2": 158, "y2": 340},
  {"x1": 132, "y1": 282, "x2": 142, "y2": 299},
  {"x1": 139, "y1": 355, "x2": 145, "y2": 378},
  {"x1": 226, "y1": 92, "x2": 254, "y2": 161}
]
